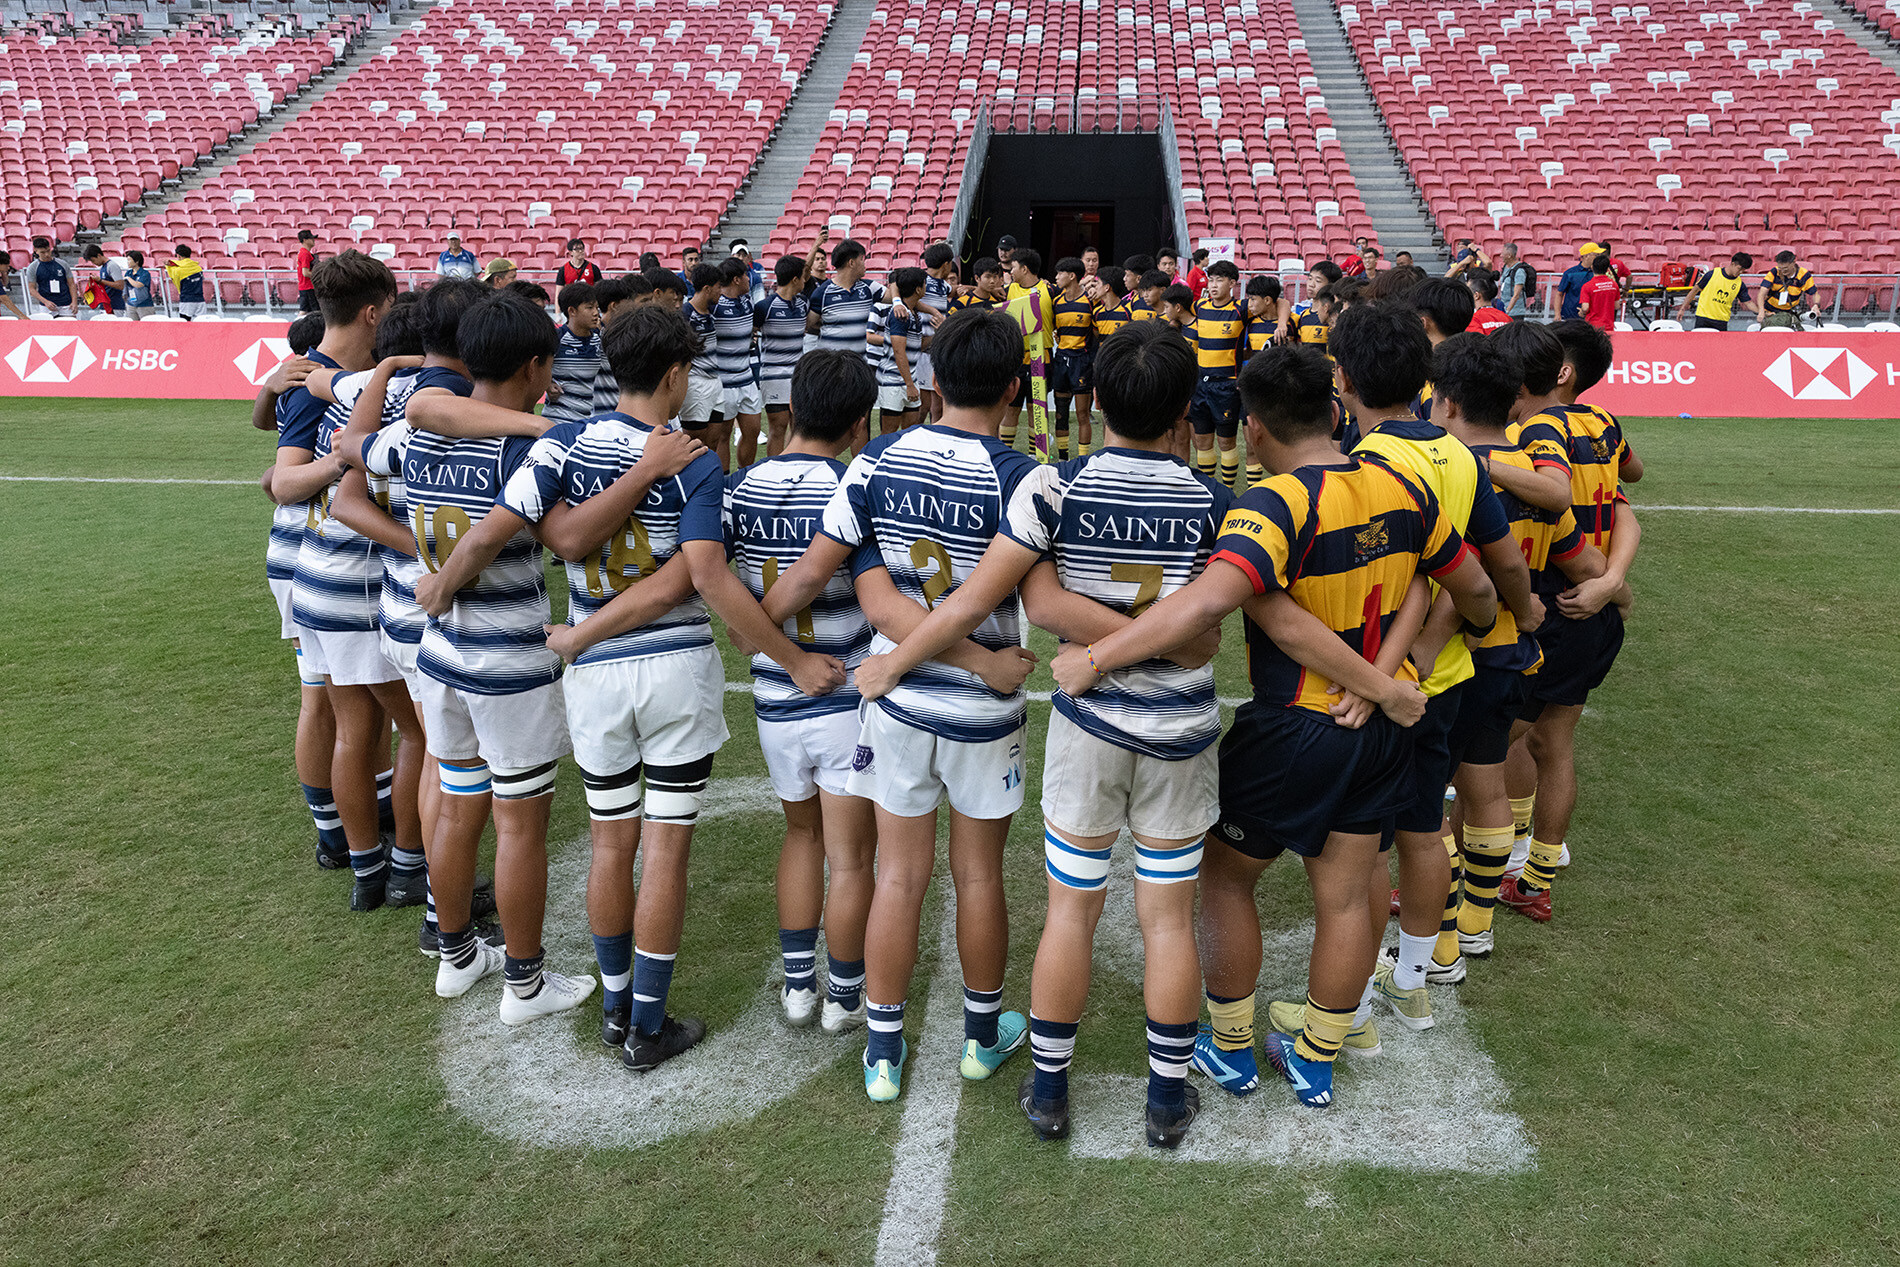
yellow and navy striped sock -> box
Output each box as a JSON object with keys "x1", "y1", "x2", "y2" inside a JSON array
[
  {"x1": 1510, "y1": 794, "x2": 1536, "y2": 840},
  {"x1": 1457, "y1": 824, "x2": 1516, "y2": 935},
  {"x1": 1521, "y1": 837, "x2": 1562, "y2": 892},
  {"x1": 1206, "y1": 990, "x2": 1255, "y2": 1053},
  {"x1": 1218, "y1": 451, "x2": 1241, "y2": 490},
  {"x1": 1001, "y1": 415, "x2": 1019, "y2": 447},
  {"x1": 1243, "y1": 461, "x2": 1264, "y2": 488},
  {"x1": 1194, "y1": 446, "x2": 1217, "y2": 476},
  {"x1": 1292, "y1": 994, "x2": 1355, "y2": 1064},
  {"x1": 1434, "y1": 833, "x2": 1465, "y2": 967}
]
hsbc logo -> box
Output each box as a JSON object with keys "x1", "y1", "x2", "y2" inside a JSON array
[
  {"x1": 1762, "y1": 347, "x2": 1877, "y2": 401},
  {"x1": 234, "y1": 337, "x2": 292, "y2": 386},
  {"x1": 6, "y1": 334, "x2": 95, "y2": 383}
]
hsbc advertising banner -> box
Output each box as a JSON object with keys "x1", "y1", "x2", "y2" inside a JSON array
[
  {"x1": 1588, "y1": 332, "x2": 1900, "y2": 418},
  {"x1": 1, "y1": 320, "x2": 292, "y2": 400}
]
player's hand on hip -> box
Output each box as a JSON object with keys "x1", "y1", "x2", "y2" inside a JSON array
[
  {"x1": 414, "y1": 570, "x2": 456, "y2": 618},
  {"x1": 1049, "y1": 644, "x2": 1099, "y2": 697},
  {"x1": 543, "y1": 622, "x2": 584, "y2": 664},
  {"x1": 1377, "y1": 678, "x2": 1429, "y2": 728},
  {"x1": 1325, "y1": 682, "x2": 1374, "y2": 729},
  {"x1": 789, "y1": 651, "x2": 847, "y2": 697},
  {"x1": 854, "y1": 653, "x2": 899, "y2": 701},
  {"x1": 978, "y1": 646, "x2": 1039, "y2": 695}
]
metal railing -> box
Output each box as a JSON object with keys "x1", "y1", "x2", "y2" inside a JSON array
[{"x1": 9, "y1": 263, "x2": 579, "y2": 320}]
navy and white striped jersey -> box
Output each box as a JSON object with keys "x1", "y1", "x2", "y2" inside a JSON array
[
  {"x1": 269, "y1": 348, "x2": 342, "y2": 582},
  {"x1": 405, "y1": 430, "x2": 559, "y2": 696},
  {"x1": 546, "y1": 324, "x2": 603, "y2": 426},
  {"x1": 1001, "y1": 449, "x2": 1231, "y2": 759},
  {"x1": 290, "y1": 367, "x2": 381, "y2": 634},
  {"x1": 758, "y1": 291, "x2": 808, "y2": 384},
  {"x1": 499, "y1": 413, "x2": 726, "y2": 668},
  {"x1": 922, "y1": 273, "x2": 953, "y2": 336},
  {"x1": 821, "y1": 425, "x2": 1037, "y2": 743},
  {"x1": 349, "y1": 366, "x2": 475, "y2": 645},
  {"x1": 686, "y1": 304, "x2": 719, "y2": 378},
  {"x1": 810, "y1": 277, "x2": 887, "y2": 356},
  {"x1": 875, "y1": 307, "x2": 923, "y2": 389},
  {"x1": 711, "y1": 292, "x2": 757, "y2": 389},
  {"x1": 591, "y1": 348, "x2": 622, "y2": 416},
  {"x1": 725, "y1": 454, "x2": 878, "y2": 722}
]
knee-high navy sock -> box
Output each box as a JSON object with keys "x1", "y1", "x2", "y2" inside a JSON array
[
  {"x1": 1030, "y1": 1014, "x2": 1078, "y2": 1102},
  {"x1": 631, "y1": 946, "x2": 677, "y2": 1037},
  {"x1": 593, "y1": 932, "x2": 633, "y2": 1013},
  {"x1": 779, "y1": 927, "x2": 819, "y2": 993}
]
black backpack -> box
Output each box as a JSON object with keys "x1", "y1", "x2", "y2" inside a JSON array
[{"x1": 1510, "y1": 260, "x2": 1537, "y2": 294}]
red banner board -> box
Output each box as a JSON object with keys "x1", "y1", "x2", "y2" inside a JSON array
[
  {"x1": 0, "y1": 319, "x2": 292, "y2": 400},
  {"x1": 1578, "y1": 331, "x2": 1900, "y2": 419},
  {"x1": 3, "y1": 321, "x2": 1899, "y2": 419}
]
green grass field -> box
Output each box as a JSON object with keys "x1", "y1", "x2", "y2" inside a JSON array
[{"x1": 3, "y1": 400, "x2": 1897, "y2": 1266}]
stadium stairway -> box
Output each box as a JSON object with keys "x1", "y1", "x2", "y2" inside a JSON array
[
  {"x1": 106, "y1": 4, "x2": 427, "y2": 248},
  {"x1": 1825, "y1": 0, "x2": 1900, "y2": 72},
  {"x1": 1287, "y1": 0, "x2": 1447, "y2": 269},
  {"x1": 711, "y1": 0, "x2": 878, "y2": 257}
]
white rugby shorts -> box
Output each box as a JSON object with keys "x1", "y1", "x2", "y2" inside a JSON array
[
  {"x1": 1039, "y1": 708, "x2": 1219, "y2": 845},
  {"x1": 563, "y1": 644, "x2": 729, "y2": 775},
  {"x1": 722, "y1": 380, "x2": 764, "y2": 417},
  {"x1": 301, "y1": 626, "x2": 402, "y2": 687},
  {"x1": 845, "y1": 702, "x2": 1026, "y2": 821},
  {"x1": 877, "y1": 384, "x2": 920, "y2": 415},
  {"x1": 418, "y1": 676, "x2": 572, "y2": 769},
  {"x1": 681, "y1": 372, "x2": 723, "y2": 425},
  {"x1": 758, "y1": 707, "x2": 862, "y2": 802}
]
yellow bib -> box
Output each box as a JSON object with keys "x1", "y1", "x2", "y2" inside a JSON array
[{"x1": 1695, "y1": 271, "x2": 1744, "y2": 322}]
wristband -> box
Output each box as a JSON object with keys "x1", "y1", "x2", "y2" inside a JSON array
[{"x1": 1086, "y1": 644, "x2": 1101, "y2": 675}]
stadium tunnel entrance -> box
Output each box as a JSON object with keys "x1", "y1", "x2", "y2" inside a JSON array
[{"x1": 960, "y1": 133, "x2": 1179, "y2": 271}]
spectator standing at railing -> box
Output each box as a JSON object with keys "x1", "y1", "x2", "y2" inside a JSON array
[
  {"x1": 295, "y1": 229, "x2": 319, "y2": 312},
  {"x1": 1390, "y1": 250, "x2": 1411, "y2": 269},
  {"x1": 1579, "y1": 254, "x2": 1621, "y2": 332},
  {"x1": 1596, "y1": 239, "x2": 1633, "y2": 290},
  {"x1": 556, "y1": 237, "x2": 603, "y2": 287},
  {"x1": 123, "y1": 250, "x2": 154, "y2": 320},
  {"x1": 29, "y1": 237, "x2": 75, "y2": 317},
  {"x1": 1556, "y1": 245, "x2": 1597, "y2": 319},
  {"x1": 1341, "y1": 236, "x2": 1370, "y2": 277},
  {"x1": 1754, "y1": 251, "x2": 1818, "y2": 328},
  {"x1": 81, "y1": 244, "x2": 125, "y2": 316},
  {"x1": 165, "y1": 245, "x2": 207, "y2": 320},
  {"x1": 1183, "y1": 248, "x2": 1210, "y2": 299},
  {"x1": 436, "y1": 233, "x2": 478, "y2": 280},
  {"x1": 1445, "y1": 238, "x2": 1491, "y2": 278},
  {"x1": 1495, "y1": 243, "x2": 1534, "y2": 317},
  {"x1": 1676, "y1": 252, "x2": 1752, "y2": 330},
  {"x1": 0, "y1": 254, "x2": 25, "y2": 319}
]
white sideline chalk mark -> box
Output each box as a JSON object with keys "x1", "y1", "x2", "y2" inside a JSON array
[
  {"x1": 1630, "y1": 503, "x2": 1900, "y2": 515},
  {"x1": 872, "y1": 899, "x2": 964, "y2": 1267},
  {"x1": 1066, "y1": 844, "x2": 1535, "y2": 1172},
  {"x1": 438, "y1": 776, "x2": 856, "y2": 1150},
  {"x1": 0, "y1": 474, "x2": 255, "y2": 485},
  {"x1": 719, "y1": 679, "x2": 1255, "y2": 709}
]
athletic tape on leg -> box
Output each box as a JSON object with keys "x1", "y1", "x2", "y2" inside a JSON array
[
  {"x1": 1044, "y1": 827, "x2": 1112, "y2": 891},
  {"x1": 1135, "y1": 838, "x2": 1203, "y2": 884},
  {"x1": 492, "y1": 759, "x2": 558, "y2": 801},
  {"x1": 644, "y1": 753, "x2": 714, "y2": 824},
  {"x1": 439, "y1": 760, "x2": 492, "y2": 797},
  {"x1": 581, "y1": 761, "x2": 643, "y2": 821}
]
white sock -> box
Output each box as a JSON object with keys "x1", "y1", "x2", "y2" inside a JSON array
[
  {"x1": 1351, "y1": 974, "x2": 1376, "y2": 1027},
  {"x1": 1393, "y1": 930, "x2": 1437, "y2": 991}
]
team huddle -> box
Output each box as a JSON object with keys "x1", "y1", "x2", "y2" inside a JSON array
[{"x1": 259, "y1": 237, "x2": 1639, "y2": 1150}]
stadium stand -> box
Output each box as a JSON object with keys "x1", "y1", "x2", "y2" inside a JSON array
[
  {"x1": 1844, "y1": 0, "x2": 1900, "y2": 43},
  {"x1": 1337, "y1": 0, "x2": 1900, "y2": 276},
  {"x1": 0, "y1": 11, "x2": 361, "y2": 248},
  {"x1": 119, "y1": 0, "x2": 828, "y2": 280},
  {"x1": 761, "y1": 0, "x2": 1381, "y2": 269}
]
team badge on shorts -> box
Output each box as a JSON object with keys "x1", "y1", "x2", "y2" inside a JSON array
[
  {"x1": 1222, "y1": 822, "x2": 1245, "y2": 841},
  {"x1": 852, "y1": 745, "x2": 875, "y2": 772}
]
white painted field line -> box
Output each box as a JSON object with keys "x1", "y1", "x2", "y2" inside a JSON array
[
  {"x1": 1630, "y1": 503, "x2": 1899, "y2": 515},
  {"x1": 0, "y1": 474, "x2": 254, "y2": 485},
  {"x1": 872, "y1": 898, "x2": 966, "y2": 1267}
]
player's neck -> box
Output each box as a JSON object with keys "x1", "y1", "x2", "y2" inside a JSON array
[
  {"x1": 1451, "y1": 422, "x2": 1508, "y2": 448},
  {"x1": 777, "y1": 283, "x2": 801, "y2": 300},
  {"x1": 422, "y1": 353, "x2": 468, "y2": 380},
  {"x1": 937, "y1": 404, "x2": 1005, "y2": 438},
  {"x1": 1517, "y1": 391, "x2": 1564, "y2": 417},
  {"x1": 614, "y1": 391, "x2": 671, "y2": 429},
  {"x1": 781, "y1": 435, "x2": 839, "y2": 459},
  {"x1": 317, "y1": 325, "x2": 376, "y2": 372},
  {"x1": 471, "y1": 382, "x2": 534, "y2": 413},
  {"x1": 1555, "y1": 388, "x2": 1580, "y2": 406},
  {"x1": 1102, "y1": 427, "x2": 1169, "y2": 454},
  {"x1": 1273, "y1": 438, "x2": 1352, "y2": 474}
]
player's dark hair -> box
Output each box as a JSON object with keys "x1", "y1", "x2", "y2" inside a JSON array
[
  {"x1": 974, "y1": 256, "x2": 1005, "y2": 279},
  {"x1": 1488, "y1": 320, "x2": 1565, "y2": 395},
  {"x1": 32, "y1": 235, "x2": 51, "y2": 250},
  {"x1": 1774, "y1": 249, "x2": 1796, "y2": 265},
  {"x1": 1431, "y1": 333, "x2": 1521, "y2": 429},
  {"x1": 1193, "y1": 248, "x2": 1210, "y2": 264},
  {"x1": 1367, "y1": 264, "x2": 1428, "y2": 300},
  {"x1": 1730, "y1": 252, "x2": 1754, "y2": 269},
  {"x1": 373, "y1": 294, "x2": 427, "y2": 360},
  {"x1": 1122, "y1": 253, "x2": 1155, "y2": 275},
  {"x1": 1012, "y1": 248, "x2": 1043, "y2": 278},
  {"x1": 644, "y1": 268, "x2": 687, "y2": 297},
  {"x1": 504, "y1": 279, "x2": 551, "y2": 304},
  {"x1": 1549, "y1": 318, "x2": 1615, "y2": 393},
  {"x1": 1161, "y1": 283, "x2": 1195, "y2": 310},
  {"x1": 931, "y1": 308, "x2": 1022, "y2": 408},
  {"x1": 83, "y1": 244, "x2": 104, "y2": 261},
  {"x1": 595, "y1": 276, "x2": 634, "y2": 311},
  {"x1": 830, "y1": 238, "x2": 867, "y2": 270},
  {"x1": 1328, "y1": 275, "x2": 1370, "y2": 306},
  {"x1": 1310, "y1": 259, "x2": 1344, "y2": 285},
  {"x1": 420, "y1": 278, "x2": 486, "y2": 358},
  {"x1": 689, "y1": 263, "x2": 722, "y2": 292},
  {"x1": 312, "y1": 249, "x2": 396, "y2": 326},
  {"x1": 1408, "y1": 277, "x2": 1475, "y2": 336},
  {"x1": 623, "y1": 273, "x2": 655, "y2": 297},
  {"x1": 559, "y1": 281, "x2": 598, "y2": 315},
  {"x1": 286, "y1": 312, "x2": 325, "y2": 355},
  {"x1": 1246, "y1": 274, "x2": 1282, "y2": 299},
  {"x1": 1055, "y1": 256, "x2": 1085, "y2": 280},
  {"x1": 1092, "y1": 320, "x2": 1195, "y2": 442},
  {"x1": 174, "y1": 244, "x2": 194, "y2": 258},
  {"x1": 774, "y1": 253, "x2": 807, "y2": 287},
  {"x1": 566, "y1": 238, "x2": 586, "y2": 252},
  {"x1": 1156, "y1": 246, "x2": 1179, "y2": 264},
  {"x1": 458, "y1": 293, "x2": 559, "y2": 384},
  {"x1": 1468, "y1": 271, "x2": 1498, "y2": 303},
  {"x1": 890, "y1": 266, "x2": 927, "y2": 300},
  {"x1": 1590, "y1": 255, "x2": 1612, "y2": 275},
  {"x1": 1239, "y1": 344, "x2": 1336, "y2": 442},
  {"x1": 639, "y1": 251, "x2": 662, "y2": 271},
  {"x1": 717, "y1": 257, "x2": 748, "y2": 286},
  {"x1": 1328, "y1": 301, "x2": 1432, "y2": 408},
  {"x1": 923, "y1": 242, "x2": 955, "y2": 270},
  {"x1": 1138, "y1": 269, "x2": 1170, "y2": 293},
  {"x1": 789, "y1": 348, "x2": 877, "y2": 443},
  {"x1": 1097, "y1": 265, "x2": 1127, "y2": 298},
  {"x1": 602, "y1": 303, "x2": 701, "y2": 395},
  {"x1": 298, "y1": 229, "x2": 315, "y2": 243},
  {"x1": 1207, "y1": 259, "x2": 1240, "y2": 282}
]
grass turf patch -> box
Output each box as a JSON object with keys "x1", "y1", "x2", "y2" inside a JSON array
[{"x1": 2, "y1": 407, "x2": 1897, "y2": 1264}]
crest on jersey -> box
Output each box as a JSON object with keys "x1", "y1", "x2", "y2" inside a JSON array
[
  {"x1": 851, "y1": 745, "x2": 874, "y2": 772},
  {"x1": 1589, "y1": 435, "x2": 1611, "y2": 460},
  {"x1": 1354, "y1": 519, "x2": 1389, "y2": 559},
  {"x1": 5, "y1": 334, "x2": 94, "y2": 383}
]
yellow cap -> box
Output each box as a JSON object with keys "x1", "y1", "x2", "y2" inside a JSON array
[{"x1": 1579, "y1": 242, "x2": 1604, "y2": 256}]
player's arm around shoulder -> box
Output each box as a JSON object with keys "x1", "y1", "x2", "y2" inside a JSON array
[{"x1": 538, "y1": 424, "x2": 706, "y2": 561}]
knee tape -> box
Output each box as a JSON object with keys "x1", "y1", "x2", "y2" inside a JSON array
[
  {"x1": 644, "y1": 753, "x2": 714, "y2": 824},
  {"x1": 492, "y1": 759, "x2": 558, "y2": 801},
  {"x1": 439, "y1": 760, "x2": 492, "y2": 797},
  {"x1": 1135, "y1": 838, "x2": 1203, "y2": 885},
  {"x1": 1044, "y1": 828, "x2": 1111, "y2": 891},
  {"x1": 582, "y1": 762, "x2": 644, "y2": 821}
]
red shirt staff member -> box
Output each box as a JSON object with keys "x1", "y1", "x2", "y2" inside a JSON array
[
  {"x1": 556, "y1": 237, "x2": 603, "y2": 287},
  {"x1": 1578, "y1": 256, "x2": 1620, "y2": 332},
  {"x1": 295, "y1": 229, "x2": 319, "y2": 313}
]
